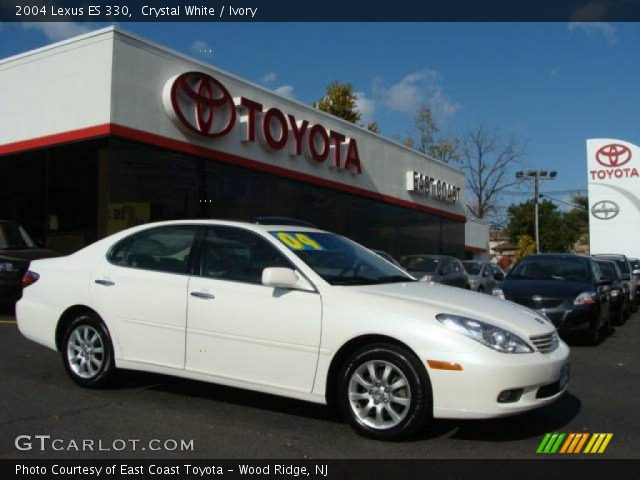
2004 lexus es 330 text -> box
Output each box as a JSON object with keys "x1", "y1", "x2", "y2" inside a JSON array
[{"x1": 17, "y1": 220, "x2": 569, "y2": 439}]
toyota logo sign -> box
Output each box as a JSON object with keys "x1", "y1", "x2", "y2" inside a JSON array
[
  {"x1": 591, "y1": 200, "x2": 620, "y2": 220},
  {"x1": 165, "y1": 72, "x2": 236, "y2": 137},
  {"x1": 596, "y1": 144, "x2": 632, "y2": 168}
]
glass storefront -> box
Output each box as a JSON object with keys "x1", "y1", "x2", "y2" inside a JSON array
[{"x1": 0, "y1": 137, "x2": 464, "y2": 258}]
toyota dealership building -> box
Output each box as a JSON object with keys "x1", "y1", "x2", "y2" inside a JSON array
[{"x1": 0, "y1": 27, "x2": 486, "y2": 258}]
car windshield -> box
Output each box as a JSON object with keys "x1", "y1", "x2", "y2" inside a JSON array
[
  {"x1": 508, "y1": 257, "x2": 591, "y2": 282},
  {"x1": 0, "y1": 222, "x2": 37, "y2": 250},
  {"x1": 462, "y1": 262, "x2": 482, "y2": 275},
  {"x1": 615, "y1": 259, "x2": 630, "y2": 274},
  {"x1": 400, "y1": 257, "x2": 440, "y2": 273},
  {"x1": 596, "y1": 262, "x2": 618, "y2": 279},
  {"x1": 270, "y1": 231, "x2": 415, "y2": 285}
]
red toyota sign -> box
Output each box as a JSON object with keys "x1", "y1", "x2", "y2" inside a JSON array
[
  {"x1": 596, "y1": 144, "x2": 632, "y2": 168},
  {"x1": 163, "y1": 71, "x2": 362, "y2": 174}
]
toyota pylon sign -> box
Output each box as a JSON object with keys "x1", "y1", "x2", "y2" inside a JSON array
[{"x1": 587, "y1": 139, "x2": 640, "y2": 258}]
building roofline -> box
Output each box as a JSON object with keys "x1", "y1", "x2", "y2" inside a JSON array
[{"x1": 0, "y1": 25, "x2": 463, "y2": 176}]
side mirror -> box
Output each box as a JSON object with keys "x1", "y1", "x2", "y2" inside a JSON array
[
  {"x1": 494, "y1": 272, "x2": 504, "y2": 281},
  {"x1": 262, "y1": 267, "x2": 313, "y2": 291},
  {"x1": 482, "y1": 270, "x2": 489, "y2": 277}
]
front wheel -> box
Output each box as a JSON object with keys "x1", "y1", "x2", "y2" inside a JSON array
[
  {"x1": 61, "y1": 313, "x2": 115, "y2": 388},
  {"x1": 337, "y1": 344, "x2": 431, "y2": 440}
]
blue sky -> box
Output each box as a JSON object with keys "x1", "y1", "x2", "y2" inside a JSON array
[{"x1": 2, "y1": 22, "x2": 639, "y2": 212}]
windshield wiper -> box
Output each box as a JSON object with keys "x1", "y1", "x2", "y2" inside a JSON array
[
  {"x1": 375, "y1": 275, "x2": 416, "y2": 283},
  {"x1": 325, "y1": 276, "x2": 380, "y2": 285}
]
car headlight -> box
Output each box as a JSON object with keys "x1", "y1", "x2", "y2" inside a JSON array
[
  {"x1": 436, "y1": 313, "x2": 534, "y2": 353},
  {"x1": 492, "y1": 287, "x2": 505, "y2": 300},
  {"x1": 0, "y1": 262, "x2": 18, "y2": 273},
  {"x1": 610, "y1": 290, "x2": 619, "y2": 297},
  {"x1": 574, "y1": 291, "x2": 597, "y2": 305},
  {"x1": 420, "y1": 274, "x2": 433, "y2": 282},
  {"x1": 469, "y1": 278, "x2": 479, "y2": 285}
]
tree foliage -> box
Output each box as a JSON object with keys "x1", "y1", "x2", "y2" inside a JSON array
[
  {"x1": 506, "y1": 199, "x2": 583, "y2": 253},
  {"x1": 514, "y1": 234, "x2": 536, "y2": 262},
  {"x1": 403, "y1": 104, "x2": 460, "y2": 164},
  {"x1": 314, "y1": 81, "x2": 361, "y2": 124},
  {"x1": 461, "y1": 125, "x2": 524, "y2": 220}
]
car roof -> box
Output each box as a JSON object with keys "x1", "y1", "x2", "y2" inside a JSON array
[
  {"x1": 116, "y1": 219, "x2": 328, "y2": 235},
  {"x1": 401, "y1": 254, "x2": 453, "y2": 259},
  {"x1": 523, "y1": 253, "x2": 590, "y2": 261}
]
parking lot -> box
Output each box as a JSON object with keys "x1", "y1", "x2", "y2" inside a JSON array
[{"x1": 1, "y1": 311, "x2": 638, "y2": 459}]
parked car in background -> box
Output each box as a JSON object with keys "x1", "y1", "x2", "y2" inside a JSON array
[
  {"x1": 0, "y1": 220, "x2": 58, "y2": 310},
  {"x1": 493, "y1": 254, "x2": 611, "y2": 345},
  {"x1": 17, "y1": 220, "x2": 570, "y2": 440},
  {"x1": 371, "y1": 249, "x2": 404, "y2": 269},
  {"x1": 629, "y1": 258, "x2": 640, "y2": 305},
  {"x1": 593, "y1": 259, "x2": 628, "y2": 325},
  {"x1": 400, "y1": 255, "x2": 469, "y2": 289},
  {"x1": 462, "y1": 261, "x2": 504, "y2": 294},
  {"x1": 592, "y1": 254, "x2": 637, "y2": 314}
]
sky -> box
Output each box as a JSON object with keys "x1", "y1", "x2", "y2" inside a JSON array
[{"x1": 1, "y1": 21, "x2": 639, "y2": 214}]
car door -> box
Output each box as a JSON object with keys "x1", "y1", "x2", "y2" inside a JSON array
[
  {"x1": 89, "y1": 225, "x2": 199, "y2": 369},
  {"x1": 185, "y1": 226, "x2": 322, "y2": 393},
  {"x1": 452, "y1": 259, "x2": 468, "y2": 288}
]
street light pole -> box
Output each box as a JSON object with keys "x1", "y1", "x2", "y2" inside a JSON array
[
  {"x1": 534, "y1": 171, "x2": 540, "y2": 254},
  {"x1": 515, "y1": 170, "x2": 557, "y2": 254}
]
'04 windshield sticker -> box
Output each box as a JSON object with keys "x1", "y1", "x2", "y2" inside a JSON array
[{"x1": 271, "y1": 232, "x2": 324, "y2": 251}]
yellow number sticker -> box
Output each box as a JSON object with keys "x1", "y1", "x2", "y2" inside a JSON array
[{"x1": 273, "y1": 232, "x2": 324, "y2": 251}]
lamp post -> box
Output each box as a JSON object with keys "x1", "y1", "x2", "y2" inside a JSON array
[{"x1": 515, "y1": 170, "x2": 557, "y2": 253}]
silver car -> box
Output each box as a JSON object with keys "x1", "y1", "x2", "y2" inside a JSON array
[{"x1": 462, "y1": 261, "x2": 504, "y2": 294}]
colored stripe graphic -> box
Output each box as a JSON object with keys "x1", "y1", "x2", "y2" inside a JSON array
[{"x1": 537, "y1": 433, "x2": 613, "y2": 454}]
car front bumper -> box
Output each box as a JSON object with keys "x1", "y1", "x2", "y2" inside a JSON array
[{"x1": 423, "y1": 341, "x2": 570, "y2": 419}]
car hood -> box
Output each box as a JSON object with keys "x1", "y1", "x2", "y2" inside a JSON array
[
  {"x1": 501, "y1": 279, "x2": 591, "y2": 300},
  {"x1": 348, "y1": 281, "x2": 555, "y2": 337}
]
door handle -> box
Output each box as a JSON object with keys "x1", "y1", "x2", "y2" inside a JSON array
[
  {"x1": 190, "y1": 291, "x2": 215, "y2": 300},
  {"x1": 94, "y1": 279, "x2": 115, "y2": 286}
]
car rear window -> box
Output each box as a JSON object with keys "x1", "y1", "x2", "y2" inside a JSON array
[{"x1": 509, "y1": 258, "x2": 591, "y2": 282}]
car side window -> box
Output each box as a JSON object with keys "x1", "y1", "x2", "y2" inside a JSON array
[
  {"x1": 592, "y1": 262, "x2": 602, "y2": 282},
  {"x1": 108, "y1": 226, "x2": 199, "y2": 274},
  {"x1": 199, "y1": 227, "x2": 291, "y2": 284}
]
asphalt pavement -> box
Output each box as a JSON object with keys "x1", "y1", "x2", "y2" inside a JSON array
[{"x1": 0, "y1": 311, "x2": 638, "y2": 459}]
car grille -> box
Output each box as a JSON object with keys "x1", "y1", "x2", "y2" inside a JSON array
[
  {"x1": 530, "y1": 332, "x2": 559, "y2": 353},
  {"x1": 513, "y1": 297, "x2": 564, "y2": 309}
]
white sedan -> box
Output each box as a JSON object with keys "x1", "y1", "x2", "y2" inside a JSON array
[{"x1": 17, "y1": 220, "x2": 569, "y2": 439}]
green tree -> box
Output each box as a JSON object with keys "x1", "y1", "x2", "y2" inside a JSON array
[
  {"x1": 514, "y1": 234, "x2": 536, "y2": 262},
  {"x1": 564, "y1": 194, "x2": 589, "y2": 238},
  {"x1": 506, "y1": 199, "x2": 581, "y2": 253},
  {"x1": 314, "y1": 81, "x2": 361, "y2": 124}
]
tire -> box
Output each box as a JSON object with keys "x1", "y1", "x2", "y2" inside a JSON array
[
  {"x1": 337, "y1": 343, "x2": 431, "y2": 440},
  {"x1": 612, "y1": 304, "x2": 625, "y2": 326},
  {"x1": 61, "y1": 313, "x2": 115, "y2": 388},
  {"x1": 586, "y1": 318, "x2": 601, "y2": 346},
  {"x1": 477, "y1": 286, "x2": 484, "y2": 294}
]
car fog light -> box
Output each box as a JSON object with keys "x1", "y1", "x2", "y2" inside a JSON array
[{"x1": 497, "y1": 388, "x2": 524, "y2": 403}]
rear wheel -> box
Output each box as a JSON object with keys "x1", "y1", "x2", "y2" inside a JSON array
[
  {"x1": 586, "y1": 317, "x2": 602, "y2": 346},
  {"x1": 337, "y1": 343, "x2": 431, "y2": 440},
  {"x1": 61, "y1": 313, "x2": 115, "y2": 388}
]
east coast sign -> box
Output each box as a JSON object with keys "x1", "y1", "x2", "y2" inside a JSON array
[
  {"x1": 162, "y1": 71, "x2": 362, "y2": 174},
  {"x1": 406, "y1": 171, "x2": 461, "y2": 203}
]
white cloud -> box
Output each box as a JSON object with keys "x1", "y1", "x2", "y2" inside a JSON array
[
  {"x1": 373, "y1": 68, "x2": 460, "y2": 121},
  {"x1": 191, "y1": 40, "x2": 213, "y2": 53},
  {"x1": 21, "y1": 22, "x2": 91, "y2": 42},
  {"x1": 274, "y1": 85, "x2": 295, "y2": 100},
  {"x1": 568, "y1": 22, "x2": 617, "y2": 45},
  {"x1": 261, "y1": 72, "x2": 277, "y2": 84},
  {"x1": 354, "y1": 92, "x2": 376, "y2": 125}
]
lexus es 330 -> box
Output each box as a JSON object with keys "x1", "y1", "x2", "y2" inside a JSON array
[{"x1": 17, "y1": 220, "x2": 569, "y2": 439}]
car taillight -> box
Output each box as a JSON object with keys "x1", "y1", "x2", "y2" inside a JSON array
[{"x1": 22, "y1": 271, "x2": 40, "y2": 288}]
